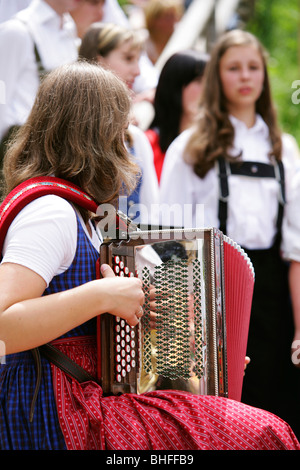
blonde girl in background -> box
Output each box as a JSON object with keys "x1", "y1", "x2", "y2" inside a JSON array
[{"x1": 159, "y1": 29, "x2": 300, "y2": 439}]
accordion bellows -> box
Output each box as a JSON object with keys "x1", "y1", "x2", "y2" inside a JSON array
[{"x1": 97, "y1": 228, "x2": 254, "y2": 402}]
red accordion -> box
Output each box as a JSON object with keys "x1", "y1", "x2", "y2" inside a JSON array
[{"x1": 96, "y1": 228, "x2": 254, "y2": 402}]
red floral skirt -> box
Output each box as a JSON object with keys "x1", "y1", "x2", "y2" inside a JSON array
[{"x1": 49, "y1": 336, "x2": 300, "y2": 450}]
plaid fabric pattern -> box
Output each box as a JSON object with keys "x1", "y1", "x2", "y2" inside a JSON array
[{"x1": 0, "y1": 212, "x2": 99, "y2": 450}]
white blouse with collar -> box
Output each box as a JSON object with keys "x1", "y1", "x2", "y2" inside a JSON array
[{"x1": 159, "y1": 115, "x2": 300, "y2": 251}]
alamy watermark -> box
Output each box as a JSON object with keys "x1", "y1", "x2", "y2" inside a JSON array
[
  {"x1": 291, "y1": 340, "x2": 300, "y2": 366},
  {"x1": 96, "y1": 201, "x2": 205, "y2": 240},
  {"x1": 291, "y1": 80, "x2": 300, "y2": 104}
]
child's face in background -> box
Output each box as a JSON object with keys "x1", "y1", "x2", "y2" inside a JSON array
[
  {"x1": 181, "y1": 77, "x2": 204, "y2": 120},
  {"x1": 98, "y1": 41, "x2": 141, "y2": 90},
  {"x1": 219, "y1": 45, "x2": 265, "y2": 115}
]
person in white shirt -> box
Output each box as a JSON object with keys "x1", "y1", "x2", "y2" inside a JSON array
[
  {"x1": 159, "y1": 29, "x2": 300, "y2": 439},
  {"x1": 0, "y1": 0, "x2": 32, "y2": 23},
  {"x1": 70, "y1": 0, "x2": 105, "y2": 39},
  {"x1": 102, "y1": 0, "x2": 158, "y2": 99},
  {"x1": 0, "y1": 0, "x2": 80, "y2": 147},
  {"x1": 103, "y1": 0, "x2": 130, "y2": 26}
]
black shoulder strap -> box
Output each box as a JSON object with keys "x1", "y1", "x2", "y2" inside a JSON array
[
  {"x1": 217, "y1": 158, "x2": 230, "y2": 235},
  {"x1": 274, "y1": 160, "x2": 286, "y2": 246},
  {"x1": 17, "y1": 18, "x2": 47, "y2": 79},
  {"x1": 217, "y1": 158, "x2": 286, "y2": 241}
]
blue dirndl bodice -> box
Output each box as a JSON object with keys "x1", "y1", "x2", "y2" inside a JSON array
[{"x1": 0, "y1": 211, "x2": 99, "y2": 450}]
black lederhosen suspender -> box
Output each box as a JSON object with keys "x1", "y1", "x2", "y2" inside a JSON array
[
  {"x1": 217, "y1": 157, "x2": 286, "y2": 246},
  {"x1": 0, "y1": 22, "x2": 47, "y2": 173},
  {"x1": 19, "y1": 20, "x2": 47, "y2": 80}
]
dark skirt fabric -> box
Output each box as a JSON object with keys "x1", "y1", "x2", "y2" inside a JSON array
[
  {"x1": 241, "y1": 245, "x2": 300, "y2": 440},
  {"x1": 0, "y1": 350, "x2": 66, "y2": 450}
]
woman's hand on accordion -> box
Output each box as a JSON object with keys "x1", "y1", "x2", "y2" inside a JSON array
[{"x1": 100, "y1": 264, "x2": 145, "y2": 326}]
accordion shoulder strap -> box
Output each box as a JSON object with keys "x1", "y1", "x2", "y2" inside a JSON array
[{"x1": 0, "y1": 176, "x2": 98, "y2": 253}]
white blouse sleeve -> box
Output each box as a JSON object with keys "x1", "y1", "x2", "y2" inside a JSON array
[
  {"x1": 281, "y1": 133, "x2": 300, "y2": 261},
  {"x1": 1, "y1": 195, "x2": 78, "y2": 286},
  {"x1": 159, "y1": 128, "x2": 205, "y2": 228},
  {"x1": 282, "y1": 171, "x2": 300, "y2": 262},
  {"x1": 160, "y1": 129, "x2": 192, "y2": 200}
]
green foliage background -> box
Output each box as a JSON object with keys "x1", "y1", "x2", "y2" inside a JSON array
[{"x1": 246, "y1": 0, "x2": 300, "y2": 144}]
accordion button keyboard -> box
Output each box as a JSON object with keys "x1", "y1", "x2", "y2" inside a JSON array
[{"x1": 112, "y1": 253, "x2": 139, "y2": 387}]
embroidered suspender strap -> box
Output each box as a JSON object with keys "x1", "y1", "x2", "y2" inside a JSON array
[
  {"x1": 0, "y1": 176, "x2": 98, "y2": 253},
  {"x1": 217, "y1": 158, "x2": 286, "y2": 237}
]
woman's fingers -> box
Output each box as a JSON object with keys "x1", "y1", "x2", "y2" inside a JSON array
[
  {"x1": 100, "y1": 264, "x2": 144, "y2": 326},
  {"x1": 100, "y1": 264, "x2": 116, "y2": 278}
]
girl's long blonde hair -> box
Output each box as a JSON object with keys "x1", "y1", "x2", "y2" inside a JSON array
[
  {"x1": 3, "y1": 61, "x2": 139, "y2": 216},
  {"x1": 185, "y1": 29, "x2": 282, "y2": 178}
]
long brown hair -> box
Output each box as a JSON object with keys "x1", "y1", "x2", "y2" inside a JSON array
[
  {"x1": 3, "y1": 62, "x2": 139, "y2": 216},
  {"x1": 185, "y1": 29, "x2": 282, "y2": 178}
]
